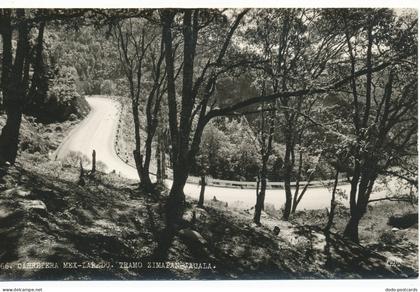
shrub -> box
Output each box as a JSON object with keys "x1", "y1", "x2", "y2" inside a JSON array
[
  {"x1": 62, "y1": 151, "x2": 90, "y2": 168},
  {"x1": 379, "y1": 230, "x2": 404, "y2": 245},
  {"x1": 100, "y1": 80, "x2": 117, "y2": 95},
  {"x1": 388, "y1": 213, "x2": 418, "y2": 229},
  {"x1": 96, "y1": 161, "x2": 108, "y2": 172}
]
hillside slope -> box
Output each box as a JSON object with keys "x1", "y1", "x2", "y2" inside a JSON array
[
  {"x1": 0, "y1": 112, "x2": 417, "y2": 280},
  {"x1": 0, "y1": 157, "x2": 417, "y2": 280}
]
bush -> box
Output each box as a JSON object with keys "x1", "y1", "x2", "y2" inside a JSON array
[
  {"x1": 62, "y1": 151, "x2": 90, "y2": 168},
  {"x1": 100, "y1": 80, "x2": 117, "y2": 95},
  {"x1": 25, "y1": 66, "x2": 90, "y2": 123},
  {"x1": 96, "y1": 161, "x2": 108, "y2": 172},
  {"x1": 388, "y1": 213, "x2": 418, "y2": 229},
  {"x1": 191, "y1": 119, "x2": 260, "y2": 181},
  {"x1": 379, "y1": 230, "x2": 404, "y2": 245},
  {"x1": 20, "y1": 137, "x2": 44, "y2": 154}
]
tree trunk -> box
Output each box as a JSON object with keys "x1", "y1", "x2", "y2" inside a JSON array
[
  {"x1": 132, "y1": 99, "x2": 143, "y2": 181},
  {"x1": 197, "y1": 175, "x2": 206, "y2": 208},
  {"x1": 133, "y1": 149, "x2": 143, "y2": 181},
  {"x1": 28, "y1": 21, "x2": 47, "y2": 110},
  {"x1": 283, "y1": 144, "x2": 293, "y2": 221},
  {"x1": 343, "y1": 214, "x2": 361, "y2": 243},
  {"x1": 291, "y1": 172, "x2": 316, "y2": 214},
  {"x1": 161, "y1": 141, "x2": 166, "y2": 179},
  {"x1": 283, "y1": 129, "x2": 294, "y2": 221},
  {"x1": 140, "y1": 168, "x2": 153, "y2": 191},
  {"x1": 256, "y1": 174, "x2": 260, "y2": 199},
  {"x1": 166, "y1": 165, "x2": 188, "y2": 226},
  {"x1": 161, "y1": 11, "x2": 179, "y2": 170},
  {"x1": 0, "y1": 10, "x2": 28, "y2": 165},
  {"x1": 344, "y1": 175, "x2": 363, "y2": 243},
  {"x1": 156, "y1": 131, "x2": 163, "y2": 184},
  {"x1": 140, "y1": 135, "x2": 154, "y2": 191},
  {"x1": 254, "y1": 164, "x2": 268, "y2": 225},
  {"x1": 343, "y1": 158, "x2": 378, "y2": 242},
  {"x1": 325, "y1": 169, "x2": 340, "y2": 232},
  {"x1": 283, "y1": 182, "x2": 293, "y2": 220},
  {"x1": 0, "y1": 105, "x2": 23, "y2": 164},
  {"x1": 291, "y1": 151, "x2": 303, "y2": 213},
  {"x1": 254, "y1": 100, "x2": 274, "y2": 224},
  {"x1": 162, "y1": 10, "x2": 196, "y2": 225}
]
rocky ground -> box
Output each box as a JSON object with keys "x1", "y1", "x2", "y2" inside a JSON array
[{"x1": 0, "y1": 112, "x2": 418, "y2": 280}]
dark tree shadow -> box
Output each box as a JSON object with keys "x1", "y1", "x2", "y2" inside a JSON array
[{"x1": 320, "y1": 229, "x2": 418, "y2": 278}]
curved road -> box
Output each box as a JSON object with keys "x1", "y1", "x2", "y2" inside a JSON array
[{"x1": 55, "y1": 96, "x2": 387, "y2": 211}]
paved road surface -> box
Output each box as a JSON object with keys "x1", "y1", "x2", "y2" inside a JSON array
[{"x1": 55, "y1": 96, "x2": 387, "y2": 211}]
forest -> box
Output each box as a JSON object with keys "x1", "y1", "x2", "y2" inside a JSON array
[{"x1": 0, "y1": 8, "x2": 418, "y2": 280}]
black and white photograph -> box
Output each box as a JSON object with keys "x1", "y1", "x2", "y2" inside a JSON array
[{"x1": 0, "y1": 2, "x2": 418, "y2": 290}]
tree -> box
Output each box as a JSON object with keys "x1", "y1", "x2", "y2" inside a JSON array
[
  {"x1": 155, "y1": 125, "x2": 168, "y2": 185},
  {"x1": 0, "y1": 9, "x2": 86, "y2": 165},
  {"x1": 0, "y1": 9, "x2": 31, "y2": 165},
  {"x1": 237, "y1": 80, "x2": 276, "y2": 225},
  {"x1": 112, "y1": 15, "x2": 166, "y2": 191},
  {"x1": 240, "y1": 9, "x2": 349, "y2": 220},
  {"x1": 196, "y1": 149, "x2": 209, "y2": 208},
  {"x1": 252, "y1": 101, "x2": 275, "y2": 225},
  {"x1": 329, "y1": 9, "x2": 418, "y2": 242},
  {"x1": 314, "y1": 109, "x2": 353, "y2": 232},
  {"x1": 27, "y1": 20, "x2": 48, "y2": 112},
  {"x1": 160, "y1": 9, "x2": 250, "y2": 224}
]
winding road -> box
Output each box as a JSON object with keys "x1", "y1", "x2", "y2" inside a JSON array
[{"x1": 55, "y1": 96, "x2": 387, "y2": 211}]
